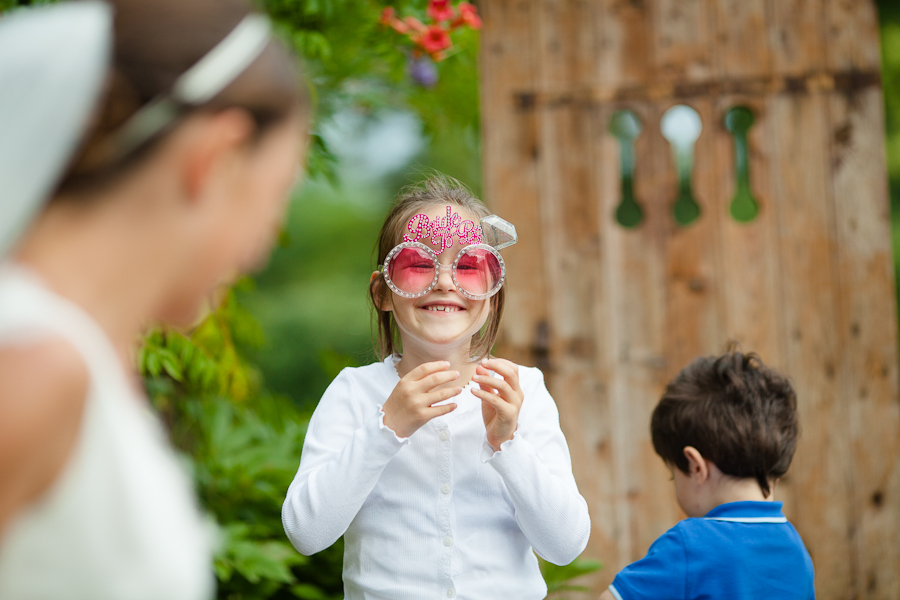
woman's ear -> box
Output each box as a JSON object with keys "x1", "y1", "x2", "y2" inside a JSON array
[
  {"x1": 181, "y1": 108, "x2": 256, "y2": 202},
  {"x1": 370, "y1": 272, "x2": 392, "y2": 312},
  {"x1": 683, "y1": 446, "x2": 710, "y2": 485}
]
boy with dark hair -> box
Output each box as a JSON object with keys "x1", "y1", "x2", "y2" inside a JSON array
[{"x1": 600, "y1": 350, "x2": 815, "y2": 600}]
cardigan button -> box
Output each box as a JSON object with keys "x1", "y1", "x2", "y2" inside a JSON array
[
  {"x1": 441, "y1": 484, "x2": 451, "y2": 494},
  {"x1": 446, "y1": 588, "x2": 455, "y2": 598},
  {"x1": 439, "y1": 430, "x2": 450, "y2": 441}
]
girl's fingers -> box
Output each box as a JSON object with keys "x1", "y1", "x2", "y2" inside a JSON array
[
  {"x1": 472, "y1": 387, "x2": 510, "y2": 414},
  {"x1": 474, "y1": 374, "x2": 514, "y2": 400},
  {"x1": 426, "y1": 386, "x2": 463, "y2": 405},
  {"x1": 481, "y1": 358, "x2": 520, "y2": 388},
  {"x1": 427, "y1": 403, "x2": 458, "y2": 418},
  {"x1": 417, "y1": 370, "x2": 461, "y2": 393},
  {"x1": 406, "y1": 360, "x2": 451, "y2": 382}
]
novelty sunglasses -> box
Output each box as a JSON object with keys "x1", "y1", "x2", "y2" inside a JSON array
[
  {"x1": 378, "y1": 212, "x2": 518, "y2": 301},
  {"x1": 381, "y1": 242, "x2": 505, "y2": 301}
]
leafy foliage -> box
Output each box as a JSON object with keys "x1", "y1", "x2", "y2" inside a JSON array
[
  {"x1": 541, "y1": 558, "x2": 604, "y2": 598},
  {"x1": 256, "y1": 0, "x2": 481, "y2": 184},
  {"x1": 140, "y1": 289, "x2": 343, "y2": 599}
]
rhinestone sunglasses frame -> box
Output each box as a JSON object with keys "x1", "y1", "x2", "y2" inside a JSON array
[{"x1": 379, "y1": 241, "x2": 507, "y2": 301}]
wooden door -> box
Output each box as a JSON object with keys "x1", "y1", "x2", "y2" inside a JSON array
[{"x1": 480, "y1": 0, "x2": 900, "y2": 597}]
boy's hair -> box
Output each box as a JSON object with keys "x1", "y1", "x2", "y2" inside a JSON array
[
  {"x1": 650, "y1": 349, "x2": 798, "y2": 496},
  {"x1": 368, "y1": 174, "x2": 505, "y2": 360}
]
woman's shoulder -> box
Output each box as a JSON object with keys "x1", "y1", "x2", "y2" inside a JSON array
[
  {"x1": 0, "y1": 338, "x2": 89, "y2": 435},
  {"x1": 0, "y1": 338, "x2": 89, "y2": 530}
]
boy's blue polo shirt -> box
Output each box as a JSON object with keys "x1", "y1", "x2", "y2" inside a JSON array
[{"x1": 609, "y1": 501, "x2": 815, "y2": 600}]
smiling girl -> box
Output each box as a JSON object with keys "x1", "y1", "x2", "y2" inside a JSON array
[{"x1": 282, "y1": 175, "x2": 590, "y2": 600}]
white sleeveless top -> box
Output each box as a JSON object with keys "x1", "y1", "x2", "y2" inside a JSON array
[{"x1": 0, "y1": 264, "x2": 214, "y2": 600}]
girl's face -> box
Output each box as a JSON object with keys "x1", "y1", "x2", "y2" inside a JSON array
[{"x1": 384, "y1": 205, "x2": 491, "y2": 355}]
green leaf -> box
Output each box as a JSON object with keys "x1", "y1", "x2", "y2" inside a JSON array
[{"x1": 291, "y1": 583, "x2": 331, "y2": 599}]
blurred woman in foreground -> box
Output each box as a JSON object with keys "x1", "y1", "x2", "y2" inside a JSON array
[{"x1": 0, "y1": 0, "x2": 307, "y2": 597}]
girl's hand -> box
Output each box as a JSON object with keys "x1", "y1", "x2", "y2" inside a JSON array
[
  {"x1": 382, "y1": 361, "x2": 462, "y2": 438},
  {"x1": 473, "y1": 358, "x2": 524, "y2": 452}
]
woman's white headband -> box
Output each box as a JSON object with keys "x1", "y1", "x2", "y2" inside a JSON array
[
  {"x1": 0, "y1": 4, "x2": 272, "y2": 258},
  {"x1": 0, "y1": 1, "x2": 112, "y2": 257},
  {"x1": 107, "y1": 14, "x2": 272, "y2": 160}
]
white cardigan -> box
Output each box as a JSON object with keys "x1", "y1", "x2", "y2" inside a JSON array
[{"x1": 282, "y1": 358, "x2": 590, "y2": 600}]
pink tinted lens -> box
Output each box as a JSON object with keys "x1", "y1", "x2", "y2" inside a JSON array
[
  {"x1": 456, "y1": 248, "x2": 502, "y2": 296},
  {"x1": 388, "y1": 247, "x2": 436, "y2": 294}
]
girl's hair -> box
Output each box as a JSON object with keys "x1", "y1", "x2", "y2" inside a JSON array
[
  {"x1": 56, "y1": 0, "x2": 307, "y2": 194},
  {"x1": 369, "y1": 174, "x2": 506, "y2": 360}
]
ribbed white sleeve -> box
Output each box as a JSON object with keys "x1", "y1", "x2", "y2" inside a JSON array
[
  {"x1": 481, "y1": 370, "x2": 591, "y2": 565},
  {"x1": 281, "y1": 370, "x2": 407, "y2": 555}
]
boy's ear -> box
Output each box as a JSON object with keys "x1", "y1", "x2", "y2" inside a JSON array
[
  {"x1": 683, "y1": 446, "x2": 710, "y2": 485},
  {"x1": 370, "y1": 272, "x2": 393, "y2": 312}
]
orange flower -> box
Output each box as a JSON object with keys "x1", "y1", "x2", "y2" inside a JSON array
[
  {"x1": 415, "y1": 24, "x2": 452, "y2": 54},
  {"x1": 454, "y1": 2, "x2": 482, "y2": 29},
  {"x1": 403, "y1": 15, "x2": 427, "y2": 33},
  {"x1": 379, "y1": 7, "x2": 412, "y2": 33},
  {"x1": 378, "y1": 6, "x2": 395, "y2": 25},
  {"x1": 427, "y1": 0, "x2": 455, "y2": 22}
]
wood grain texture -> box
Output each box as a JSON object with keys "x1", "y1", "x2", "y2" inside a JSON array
[
  {"x1": 533, "y1": 2, "x2": 614, "y2": 591},
  {"x1": 661, "y1": 98, "x2": 725, "y2": 384},
  {"x1": 766, "y1": 0, "x2": 827, "y2": 75},
  {"x1": 766, "y1": 91, "x2": 855, "y2": 595},
  {"x1": 653, "y1": 0, "x2": 713, "y2": 82},
  {"x1": 478, "y1": 0, "x2": 900, "y2": 596},
  {"x1": 711, "y1": 0, "x2": 771, "y2": 79},
  {"x1": 479, "y1": 0, "x2": 546, "y2": 367},
  {"x1": 824, "y1": 0, "x2": 881, "y2": 72},
  {"x1": 828, "y1": 87, "x2": 900, "y2": 599},
  {"x1": 614, "y1": 99, "x2": 680, "y2": 565}
]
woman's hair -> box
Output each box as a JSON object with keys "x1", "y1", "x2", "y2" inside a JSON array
[
  {"x1": 56, "y1": 0, "x2": 307, "y2": 193},
  {"x1": 650, "y1": 347, "x2": 799, "y2": 496},
  {"x1": 369, "y1": 174, "x2": 506, "y2": 360}
]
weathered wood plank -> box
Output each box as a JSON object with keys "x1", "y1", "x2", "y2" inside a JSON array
[
  {"x1": 479, "y1": 0, "x2": 546, "y2": 366},
  {"x1": 533, "y1": 1, "x2": 611, "y2": 592},
  {"x1": 653, "y1": 0, "x2": 714, "y2": 82},
  {"x1": 710, "y1": 0, "x2": 771, "y2": 79},
  {"x1": 710, "y1": 98, "x2": 786, "y2": 362},
  {"x1": 708, "y1": 0, "x2": 783, "y2": 368},
  {"x1": 823, "y1": 0, "x2": 881, "y2": 72},
  {"x1": 592, "y1": 0, "x2": 653, "y2": 90},
  {"x1": 591, "y1": 101, "x2": 638, "y2": 582},
  {"x1": 765, "y1": 0, "x2": 827, "y2": 75},
  {"x1": 610, "y1": 100, "x2": 679, "y2": 566},
  {"x1": 661, "y1": 97, "x2": 725, "y2": 383},
  {"x1": 828, "y1": 87, "x2": 900, "y2": 600},
  {"x1": 536, "y1": 0, "x2": 595, "y2": 90},
  {"x1": 767, "y1": 91, "x2": 855, "y2": 596}
]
